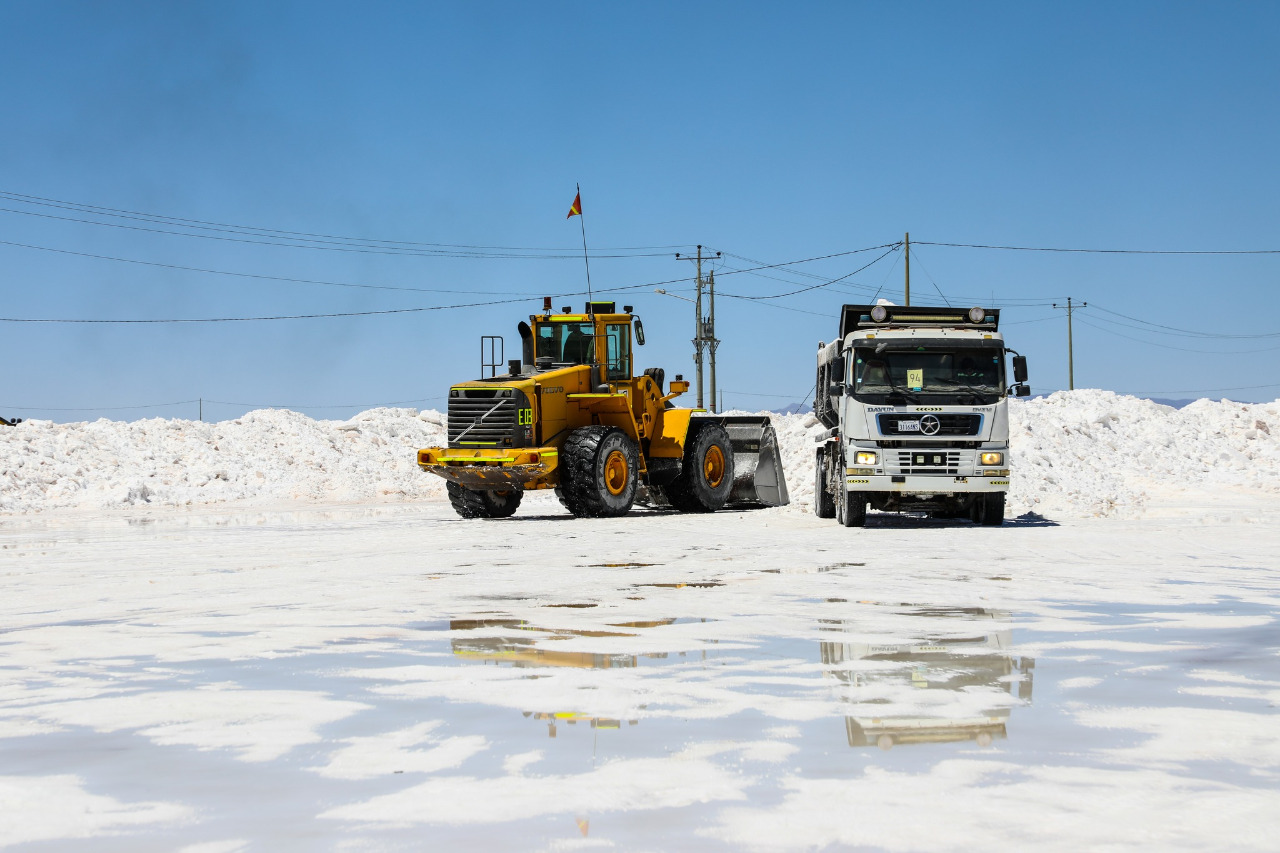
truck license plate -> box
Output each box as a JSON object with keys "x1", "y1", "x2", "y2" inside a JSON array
[{"x1": 898, "y1": 420, "x2": 921, "y2": 432}]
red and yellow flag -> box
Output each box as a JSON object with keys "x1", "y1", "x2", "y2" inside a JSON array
[{"x1": 566, "y1": 191, "x2": 582, "y2": 218}]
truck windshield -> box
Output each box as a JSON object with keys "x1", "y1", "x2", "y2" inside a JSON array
[
  {"x1": 535, "y1": 321, "x2": 596, "y2": 365},
  {"x1": 853, "y1": 347, "x2": 1004, "y2": 403}
]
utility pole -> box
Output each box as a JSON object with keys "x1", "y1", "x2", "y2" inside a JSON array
[
  {"x1": 707, "y1": 269, "x2": 719, "y2": 413},
  {"x1": 904, "y1": 232, "x2": 911, "y2": 306},
  {"x1": 1052, "y1": 297, "x2": 1087, "y2": 390},
  {"x1": 675, "y1": 245, "x2": 722, "y2": 410}
]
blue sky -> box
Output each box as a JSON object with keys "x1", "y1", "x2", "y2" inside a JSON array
[{"x1": 2, "y1": 1, "x2": 1278, "y2": 422}]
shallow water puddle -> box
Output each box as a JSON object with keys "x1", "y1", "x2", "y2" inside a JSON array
[{"x1": 4, "y1": 506, "x2": 1278, "y2": 850}]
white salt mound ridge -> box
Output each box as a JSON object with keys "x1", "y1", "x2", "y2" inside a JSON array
[
  {"x1": 2, "y1": 391, "x2": 1277, "y2": 518},
  {"x1": 0, "y1": 407, "x2": 449, "y2": 514}
]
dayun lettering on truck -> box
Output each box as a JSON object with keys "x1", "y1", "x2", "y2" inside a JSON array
[{"x1": 813, "y1": 304, "x2": 1030, "y2": 527}]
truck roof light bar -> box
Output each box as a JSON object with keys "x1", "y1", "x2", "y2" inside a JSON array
[{"x1": 840, "y1": 304, "x2": 1000, "y2": 338}]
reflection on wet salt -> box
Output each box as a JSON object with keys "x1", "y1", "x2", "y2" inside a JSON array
[
  {"x1": 449, "y1": 618, "x2": 678, "y2": 669},
  {"x1": 523, "y1": 710, "x2": 640, "y2": 738},
  {"x1": 634, "y1": 581, "x2": 723, "y2": 589},
  {"x1": 820, "y1": 606, "x2": 1034, "y2": 750}
]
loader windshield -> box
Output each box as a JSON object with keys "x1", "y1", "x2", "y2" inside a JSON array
[
  {"x1": 853, "y1": 347, "x2": 1005, "y2": 404},
  {"x1": 535, "y1": 321, "x2": 596, "y2": 366}
]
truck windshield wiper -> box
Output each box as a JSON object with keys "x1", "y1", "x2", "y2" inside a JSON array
[
  {"x1": 939, "y1": 380, "x2": 996, "y2": 403},
  {"x1": 884, "y1": 378, "x2": 920, "y2": 403}
]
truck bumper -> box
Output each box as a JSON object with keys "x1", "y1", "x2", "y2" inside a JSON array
[
  {"x1": 418, "y1": 446, "x2": 558, "y2": 489},
  {"x1": 844, "y1": 473, "x2": 1009, "y2": 494}
]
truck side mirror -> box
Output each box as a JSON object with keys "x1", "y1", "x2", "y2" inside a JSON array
[
  {"x1": 830, "y1": 356, "x2": 846, "y2": 383},
  {"x1": 1014, "y1": 383, "x2": 1031, "y2": 397},
  {"x1": 1012, "y1": 355, "x2": 1028, "y2": 384},
  {"x1": 829, "y1": 384, "x2": 844, "y2": 397},
  {"x1": 634, "y1": 318, "x2": 645, "y2": 346}
]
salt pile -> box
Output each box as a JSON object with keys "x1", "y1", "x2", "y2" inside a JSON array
[
  {"x1": 0, "y1": 407, "x2": 450, "y2": 514},
  {"x1": 2, "y1": 391, "x2": 1277, "y2": 518}
]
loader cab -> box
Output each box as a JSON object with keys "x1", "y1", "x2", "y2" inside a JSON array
[{"x1": 530, "y1": 301, "x2": 635, "y2": 381}]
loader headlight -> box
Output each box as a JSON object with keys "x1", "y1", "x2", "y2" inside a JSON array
[
  {"x1": 980, "y1": 452, "x2": 1004, "y2": 466},
  {"x1": 870, "y1": 305, "x2": 889, "y2": 323},
  {"x1": 855, "y1": 451, "x2": 878, "y2": 465},
  {"x1": 969, "y1": 306, "x2": 986, "y2": 323}
]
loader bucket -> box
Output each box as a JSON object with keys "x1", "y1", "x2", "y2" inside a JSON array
[{"x1": 708, "y1": 415, "x2": 790, "y2": 507}]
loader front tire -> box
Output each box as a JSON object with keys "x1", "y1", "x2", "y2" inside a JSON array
[
  {"x1": 561, "y1": 426, "x2": 639, "y2": 518},
  {"x1": 666, "y1": 421, "x2": 734, "y2": 513},
  {"x1": 446, "y1": 482, "x2": 523, "y2": 519}
]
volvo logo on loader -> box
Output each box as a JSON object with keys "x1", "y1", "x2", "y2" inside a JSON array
[{"x1": 416, "y1": 298, "x2": 789, "y2": 520}]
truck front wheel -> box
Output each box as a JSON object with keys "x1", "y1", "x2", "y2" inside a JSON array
[
  {"x1": 836, "y1": 484, "x2": 866, "y2": 528},
  {"x1": 446, "y1": 482, "x2": 523, "y2": 519},
  {"x1": 978, "y1": 492, "x2": 1006, "y2": 526}
]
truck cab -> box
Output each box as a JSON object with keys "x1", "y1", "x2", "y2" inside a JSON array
[{"x1": 815, "y1": 304, "x2": 1029, "y2": 526}]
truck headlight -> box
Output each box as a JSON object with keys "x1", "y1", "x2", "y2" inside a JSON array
[
  {"x1": 980, "y1": 452, "x2": 1004, "y2": 466},
  {"x1": 855, "y1": 451, "x2": 877, "y2": 465}
]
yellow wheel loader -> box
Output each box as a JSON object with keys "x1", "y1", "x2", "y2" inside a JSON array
[{"x1": 417, "y1": 298, "x2": 789, "y2": 519}]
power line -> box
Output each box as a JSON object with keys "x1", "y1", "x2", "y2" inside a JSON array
[
  {"x1": 913, "y1": 240, "x2": 1280, "y2": 255},
  {"x1": 1075, "y1": 316, "x2": 1280, "y2": 353},
  {"x1": 0, "y1": 301, "x2": 519, "y2": 324},
  {"x1": 1, "y1": 396, "x2": 446, "y2": 414},
  {"x1": 0, "y1": 189, "x2": 691, "y2": 254},
  {"x1": 0, "y1": 205, "x2": 675, "y2": 260},
  {"x1": 1, "y1": 400, "x2": 200, "y2": 412},
  {"x1": 720, "y1": 245, "x2": 902, "y2": 300},
  {"x1": 202, "y1": 396, "x2": 445, "y2": 410},
  {"x1": 1002, "y1": 314, "x2": 1062, "y2": 327},
  {"x1": 0, "y1": 244, "x2": 907, "y2": 323},
  {"x1": 0, "y1": 238, "x2": 536, "y2": 295},
  {"x1": 1089, "y1": 303, "x2": 1280, "y2": 339},
  {"x1": 1114, "y1": 382, "x2": 1280, "y2": 395},
  {"x1": 906, "y1": 244, "x2": 950, "y2": 307}
]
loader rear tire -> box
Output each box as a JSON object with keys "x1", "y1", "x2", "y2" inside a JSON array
[
  {"x1": 446, "y1": 482, "x2": 523, "y2": 519},
  {"x1": 815, "y1": 449, "x2": 835, "y2": 519},
  {"x1": 561, "y1": 426, "x2": 639, "y2": 518},
  {"x1": 666, "y1": 421, "x2": 734, "y2": 513}
]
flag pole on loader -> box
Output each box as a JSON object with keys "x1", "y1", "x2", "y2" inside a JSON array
[{"x1": 567, "y1": 185, "x2": 593, "y2": 308}]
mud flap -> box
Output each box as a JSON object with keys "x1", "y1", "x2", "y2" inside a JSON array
[{"x1": 703, "y1": 415, "x2": 790, "y2": 507}]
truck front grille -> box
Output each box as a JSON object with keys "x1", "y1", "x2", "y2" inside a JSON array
[
  {"x1": 887, "y1": 449, "x2": 976, "y2": 475},
  {"x1": 877, "y1": 413, "x2": 983, "y2": 436},
  {"x1": 448, "y1": 394, "x2": 518, "y2": 446}
]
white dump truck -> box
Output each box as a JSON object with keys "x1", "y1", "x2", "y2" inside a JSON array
[{"x1": 814, "y1": 304, "x2": 1029, "y2": 526}]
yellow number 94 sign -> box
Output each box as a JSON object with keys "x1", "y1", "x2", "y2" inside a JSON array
[{"x1": 907, "y1": 368, "x2": 923, "y2": 391}]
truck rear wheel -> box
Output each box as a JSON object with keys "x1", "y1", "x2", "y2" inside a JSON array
[
  {"x1": 446, "y1": 481, "x2": 523, "y2": 519},
  {"x1": 561, "y1": 426, "x2": 639, "y2": 518},
  {"x1": 666, "y1": 421, "x2": 734, "y2": 513},
  {"x1": 814, "y1": 449, "x2": 835, "y2": 519}
]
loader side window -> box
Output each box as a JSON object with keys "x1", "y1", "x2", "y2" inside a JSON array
[{"x1": 605, "y1": 324, "x2": 631, "y2": 380}]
